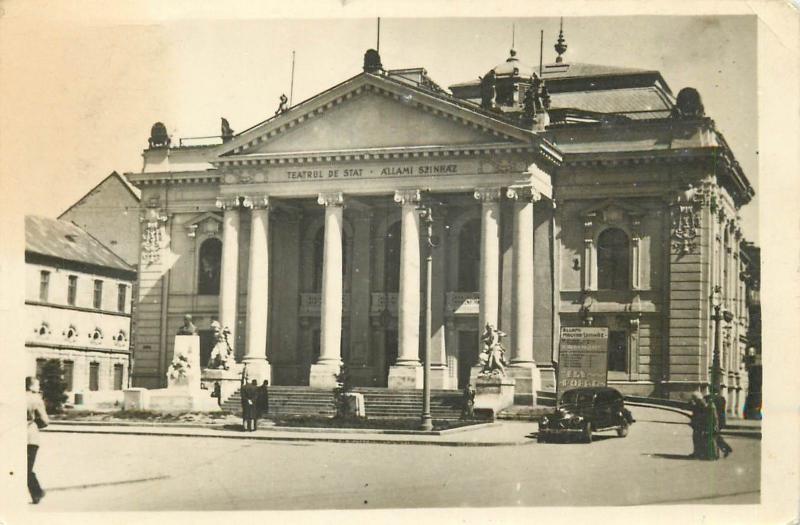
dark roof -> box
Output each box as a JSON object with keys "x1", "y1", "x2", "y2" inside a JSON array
[
  {"x1": 549, "y1": 87, "x2": 673, "y2": 119},
  {"x1": 25, "y1": 215, "x2": 135, "y2": 273}
]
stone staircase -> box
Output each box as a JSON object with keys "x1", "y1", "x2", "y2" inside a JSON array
[{"x1": 220, "y1": 386, "x2": 464, "y2": 420}]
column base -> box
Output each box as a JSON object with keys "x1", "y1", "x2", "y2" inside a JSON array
[
  {"x1": 388, "y1": 364, "x2": 423, "y2": 390},
  {"x1": 309, "y1": 361, "x2": 341, "y2": 389},
  {"x1": 429, "y1": 365, "x2": 451, "y2": 390},
  {"x1": 241, "y1": 358, "x2": 271, "y2": 385},
  {"x1": 506, "y1": 364, "x2": 542, "y2": 405}
]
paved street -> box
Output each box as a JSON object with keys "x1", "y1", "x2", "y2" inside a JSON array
[{"x1": 30, "y1": 407, "x2": 759, "y2": 510}]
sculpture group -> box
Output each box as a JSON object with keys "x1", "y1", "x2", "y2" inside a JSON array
[{"x1": 478, "y1": 323, "x2": 508, "y2": 376}]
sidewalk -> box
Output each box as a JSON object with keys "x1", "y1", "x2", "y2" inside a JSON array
[{"x1": 45, "y1": 420, "x2": 541, "y2": 447}]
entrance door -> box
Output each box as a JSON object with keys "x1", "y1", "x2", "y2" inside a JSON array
[
  {"x1": 608, "y1": 330, "x2": 628, "y2": 377},
  {"x1": 458, "y1": 330, "x2": 479, "y2": 389}
]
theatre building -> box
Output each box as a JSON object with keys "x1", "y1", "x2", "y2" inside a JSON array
[{"x1": 127, "y1": 43, "x2": 757, "y2": 409}]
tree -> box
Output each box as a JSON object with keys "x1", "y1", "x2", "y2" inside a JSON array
[{"x1": 40, "y1": 359, "x2": 68, "y2": 414}]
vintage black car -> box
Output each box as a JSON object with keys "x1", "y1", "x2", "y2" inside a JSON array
[{"x1": 538, "y1": 387, "x2": 635, "y2": 443}]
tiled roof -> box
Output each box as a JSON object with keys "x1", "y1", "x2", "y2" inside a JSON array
[{"x1": 25, "y1": 215, "x2": 135, "y2": 273}]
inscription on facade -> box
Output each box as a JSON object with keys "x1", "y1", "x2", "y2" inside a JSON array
[{"x1": 285, "y1": 163, "x2": 458, "y2": 181}]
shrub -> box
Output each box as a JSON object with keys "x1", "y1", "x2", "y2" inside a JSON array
[{"x1": 40, "y1": 359, "x2": 69, "y2": 414}]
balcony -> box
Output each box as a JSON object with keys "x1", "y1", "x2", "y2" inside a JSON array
[{"x1": 299, "y1": 293, "x2": 350, "y2": 316}]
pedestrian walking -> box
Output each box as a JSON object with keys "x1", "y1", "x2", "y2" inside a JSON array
[
  {"x1": 241, "y1": 379, "x2": 258, "y2": 431},
  {"x1": 26, "y1": 376, "x2": 49, "y2": 504},
  {"x1": 689, "y1": 392, "x2": 719, "y2": 460},
  {"x1": 706, "y1": 393, "x2": 733, "y2": 458}
]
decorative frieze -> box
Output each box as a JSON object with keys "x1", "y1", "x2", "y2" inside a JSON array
[{"x1": 215, "y1": 196, "x2": 242, "y2": 210}]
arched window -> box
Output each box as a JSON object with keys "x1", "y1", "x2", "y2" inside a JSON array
[
  {"x1": 198, "y1": 238, "x2": 222, "y2": 295},
  {"x1": 458, "y1": 218, "x2": 481, "y2": 292},
  {"x1": 312, "y1": 226, "x2": 348, "y2": 293},
  {"x1": 384, "y1": 221, "x2": 402, "y2": 292},
  {"x1": 597, "y1": 228, "x2": 630, "y2": 290}
]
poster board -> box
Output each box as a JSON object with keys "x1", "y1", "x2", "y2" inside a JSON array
[{"x1": 556, "y1": 327, "x2": 609, "y2": 400}]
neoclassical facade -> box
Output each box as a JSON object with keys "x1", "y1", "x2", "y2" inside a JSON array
[{"x1": 127, "y1": 46, "x2": 758, "y2": 409}]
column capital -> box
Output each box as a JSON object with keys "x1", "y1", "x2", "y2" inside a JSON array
[
  {"x1": 215, "y1": 196, "x2": 242, "y2": 210},
  {"x1": 242, "y1": 194, "x2": 270, "y2": 210},
  {"x1": 506, "y1": 185, "x2": 542, "y2": 202},
  {"x1": 393, "y1": 189, "x2": 421, "y2": 205},
  {"x1": 317, "y1": 192, "x2": 344, "y2": 207},
  {"x1": 473, "y1": 187, "x2": 503, "y2": 203}
]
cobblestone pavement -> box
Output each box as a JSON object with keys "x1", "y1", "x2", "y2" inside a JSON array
[{"x1": 28, "y1": 406, "x2": 760, "y2": 510}]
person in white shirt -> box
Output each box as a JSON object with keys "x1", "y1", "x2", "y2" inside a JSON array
[{"x1": 26, "y1": 376, "x2": 49, "y2": 504}]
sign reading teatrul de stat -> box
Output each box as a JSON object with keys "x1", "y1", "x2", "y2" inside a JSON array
[{"x1": 557, "y1": 327, "x2": 609, "y2": 399}]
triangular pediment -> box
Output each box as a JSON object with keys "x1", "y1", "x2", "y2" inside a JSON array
[{"x1": 217, "y1": 74, "x2": 534, "y2": 160}]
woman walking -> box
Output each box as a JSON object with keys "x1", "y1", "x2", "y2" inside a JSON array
[{"x1": 26, "y1": 376, "x2": 49, "y2": 504}]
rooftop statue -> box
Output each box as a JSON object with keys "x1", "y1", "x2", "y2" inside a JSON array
[
  {"x1": 673, "y1": 87, "x2": 705, "y2": 118},
  {"x1": 274, "y1": 94, "x2": 288, "y2": 116},
  {"x1": 363, "y1": 48, "x2": 382, "y2": 73},
  {"x1": 478, "y1": 323, "x2": 507, "y2": 377},
  {"x1": 148, "y1": 122, "x2": 170, "y2": 149},
  {"x1": 479, "y1": 70, "x2": 497, "y2": 111},
  {"x1": 221, "y1": 117, "x2": 234, "y2": 142}
]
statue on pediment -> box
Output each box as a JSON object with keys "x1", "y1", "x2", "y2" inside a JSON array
[
  {"x1": 275, "y1": 94, "x2": 288, "y2": 116},
  {"x1": 480, "y1": 70, "x2": 497, "y2": 111},
  {"x1": 221, "y1": 118, "x2": 234, "y2": 142}
]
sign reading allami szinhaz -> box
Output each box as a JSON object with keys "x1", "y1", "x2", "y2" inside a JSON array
[{"x1": 557, "y1": 327, "x2": 609, "y2": 398}]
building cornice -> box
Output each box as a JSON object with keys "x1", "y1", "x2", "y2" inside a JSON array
[{"x1": 25, "y1": 300, "x2": 132, "y2": 318}]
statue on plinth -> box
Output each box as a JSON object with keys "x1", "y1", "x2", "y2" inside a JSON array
[
  {"x1": 208, "y1": 321, "x2": 235, "y2": 370},
  {"x1": 177, "y1": 314, "x2": 198, "y2": 336},
  {"x1": 478, "y1": 323, "x2": 507, "y2": 377}
]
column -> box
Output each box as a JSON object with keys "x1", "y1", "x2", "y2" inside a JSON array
[
  {"x1": 216, "y1": 196, "x2": 241, "y2": 343},
  {"x1": 388, "y1": 189, "x2": 423, "y2": 389},
  {"x1": 505, "y1": 185, "x2": 542, "y2": 402},
  {"x1": 243, "y1": 195, "x2": 271, "y2": 383},
  {"x1": 474, "y1": 187, "x2": 502, "y2": 335},
  {"x1": 309, "y1": 192, "x2": 344, "y2": 388},
  {"x1": 429, "y1": 213, "x2": 450, "y2": 389}
]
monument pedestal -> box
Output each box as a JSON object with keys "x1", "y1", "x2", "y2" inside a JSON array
[
  {"x1": 473, "y1": 375, "x2": 516, "y2": 416},
  {"x1": 388, "y1": 364, "x2": 423, "y2": 389},
  {"x1": 201, "y1": 368, "x2": 242, "y2": 405}
]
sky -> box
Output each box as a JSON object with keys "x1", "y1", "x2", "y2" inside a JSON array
[{"x1": 1, "y1": 14, "x2": 758, "y2": 240}]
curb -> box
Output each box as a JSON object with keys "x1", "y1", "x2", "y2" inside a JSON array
[
  {"x1": 44, "y1": 426, "x2": 534, "y2": 447},
  {"x1": 47, "y1": 420, "x2": 499, "y2": 436}
]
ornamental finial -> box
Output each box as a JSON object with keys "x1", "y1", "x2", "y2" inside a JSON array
[{"x1": 554, "y1": 18, "x2": 568, "y2": 63}]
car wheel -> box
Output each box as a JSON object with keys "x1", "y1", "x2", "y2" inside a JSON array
[
  {"x1": 582, "y1": 422, "x2": 593, "y2": 443},
  {"x1": 616, "y1": 421, "x2": 629, "y2": 438}
]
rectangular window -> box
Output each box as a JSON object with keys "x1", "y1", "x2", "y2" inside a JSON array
[
  {"x1": 113, "y1": 364, "x2": 124, "y2": 390},
  {"x1": 67, "y1": 275, "x2": 78, "y2": 306},
  {"x1": 89, "y1": 362, "x2": 100, "y2": 391},
  {"x1": 39, "y1": 271, "x2": 50, "y2": 302},
  {"x1": 63, "y1": 361, "x2": 74, "y2": 391},
  {"x1": 93, "y1": 280, "x2": 103, "y2": 309},
  {"x1": 117, "y1": 284, "x2": 127, "y2": 312}
]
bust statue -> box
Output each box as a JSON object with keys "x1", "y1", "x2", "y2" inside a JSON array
[{"x1": 177, "y1": 314, "x2": 198, "y2": 336}]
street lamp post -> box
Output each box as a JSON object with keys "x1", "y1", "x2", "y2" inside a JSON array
[
  {"x1": 418, "y1": 204, "x2": 438, "y2": 431},
  {"x1": 710, "y1": 285, "x2": 733, "y2": 396}
]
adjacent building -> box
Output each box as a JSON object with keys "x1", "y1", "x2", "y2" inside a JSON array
[
  {"x1": 25, "y1": 215, "x2": 137, "y2": 403},
  {"x1": 124, "y1": 40, "x2": 759, "y2": 412}
]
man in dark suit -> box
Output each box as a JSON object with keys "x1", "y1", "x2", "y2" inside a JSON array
[
  {"x1": 241, "y1": 379, "x2": 259, "y2": 431},
  {"x1": 256, "y1": 380, "x2": 269, "y2": 424}
]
